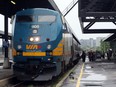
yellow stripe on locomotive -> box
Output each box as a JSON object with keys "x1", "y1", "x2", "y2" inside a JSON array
[{"x1": 23, "y1": 52, "x2": 46, "y2": 56}]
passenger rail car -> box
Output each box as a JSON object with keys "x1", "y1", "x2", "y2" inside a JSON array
[{"x1": 12, "y1": 8, "x2": 80, "y2": 81}]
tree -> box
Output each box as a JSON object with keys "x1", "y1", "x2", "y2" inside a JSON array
[{"x1": 100, "y1": 40, "x2": 110, "y2": 53}]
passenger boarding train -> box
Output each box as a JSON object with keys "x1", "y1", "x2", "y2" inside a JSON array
[{"x1": 12, "y1": 8, "x2": 80, "y2": 81}]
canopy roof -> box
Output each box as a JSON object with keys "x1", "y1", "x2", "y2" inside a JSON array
[{"x1": 0, "y1": 0, "x2": 60, "y2": 17}]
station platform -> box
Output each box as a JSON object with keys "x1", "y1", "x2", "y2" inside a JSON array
[
  {"x1": 61, "y1": 57, "x2": 116, "y2": 87},
  {"x1": 0, "y1": 57, "x2": 13, "y2": 80}
]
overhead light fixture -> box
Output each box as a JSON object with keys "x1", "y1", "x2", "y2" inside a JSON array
[{"x1": 11, "y1": 0, "x2": 16, "y2": 5}]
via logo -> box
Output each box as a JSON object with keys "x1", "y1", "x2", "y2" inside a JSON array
[{"x1": 26, "y1": 45, "x2": 41, "y2": 50}]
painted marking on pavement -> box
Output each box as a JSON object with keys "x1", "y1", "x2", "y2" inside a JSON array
[{"x1": 76, "y1": 63, "x2": 84, "y2": 87}]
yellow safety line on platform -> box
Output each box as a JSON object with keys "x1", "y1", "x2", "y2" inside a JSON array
[{"x1": 76, "y1": 63, "x2": 84, "y2": 87}]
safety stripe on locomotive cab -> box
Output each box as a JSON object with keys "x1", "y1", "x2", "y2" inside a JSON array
[
  {"x1": 12, "y1": 48, "x2": 17, "y2": 56},
  {"x1": 52, "y1": 40, "x2": 64, "y2": 56}
]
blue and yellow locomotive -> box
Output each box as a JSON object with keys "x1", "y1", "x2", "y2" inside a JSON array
[{"x1": 12, "y1": 8, "x2": 80, "y2": 81}]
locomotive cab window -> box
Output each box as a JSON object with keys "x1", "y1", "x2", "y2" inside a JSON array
[
  {"x1": 38, "y1": 15, "x2": 56, "y2": 22},
  {"x1": 16, "y1": 15, "x2": 34, "y2": 22}
]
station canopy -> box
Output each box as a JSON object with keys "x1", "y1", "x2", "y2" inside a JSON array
[
  {"x1": 104, "y1": 33, "x2": 116, "y2": 41},
  {"x1": 0, "y1": 0, "x2": 60, "y2": 17},
  {"x1": 79, "y1": 0, "x2": 116, "y2": 33}
]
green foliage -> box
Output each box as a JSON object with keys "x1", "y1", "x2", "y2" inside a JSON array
[
  {"x1": 96, "y1": 46, "x2": 101, "y2": 51},
  {"x1": 100, "y1": 40, "x2": 110, "y2": 52}
]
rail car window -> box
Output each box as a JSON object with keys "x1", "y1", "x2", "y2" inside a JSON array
[
  {"x1": 38, "y1": 15, "x2": 56, "y2": 22},
  {"x1": 16, "y1": 15, "x2": 34, "y2": 22}
]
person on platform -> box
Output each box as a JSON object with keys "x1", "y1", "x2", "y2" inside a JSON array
[
  {"x1": 88, "y1": 50, "x2": 94, "y2": 62},
  {"x1": 81, "y1": 51, "x2": 86, "y2": 62},
  {"x1": 107, "y1": 49, "x2": 112, "y2": 60}
]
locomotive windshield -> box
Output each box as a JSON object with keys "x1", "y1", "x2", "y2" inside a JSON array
[
  {"x1": 38, "y1": 15, "x2": 56, "y2": 22},
  {"x1": 16, "y1": 15, "x2": 34, "y2": 22}
]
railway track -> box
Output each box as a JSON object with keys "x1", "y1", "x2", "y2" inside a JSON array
[
  {"x1": 0, "y1": 75, "x2": 54, "y2": 87},
  {"x1": 0, "y1": 75, "x2": 56, "y2": 87},
  {"x1": 11, "y1": 82, "x2": 25, "y2": 87},
  {"x1": 0, "y1": 76, "x2": 24, "y2": 87},
  {"x1": 12, "y1": 81, "x2": 52, "y2": 87},
  {"x1": 0, "y1": 64, "x2": 79, "y2": 87}
]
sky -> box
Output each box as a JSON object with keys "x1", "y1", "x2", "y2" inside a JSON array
[
  {"x1": 0, "y1": 14, "x2": 11, "y2": 33},
  {"x1": 54, "y1": 0, "x2": 110, "y2": 40},
  {"x1": 0, "y1": 0, "x2": 111, "y2": 40}
]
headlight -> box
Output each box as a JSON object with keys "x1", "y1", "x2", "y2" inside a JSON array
[
  {"x1": 29, "y1": 36, "x2": 40, "y2": 42},
  {"x1": 17, "y1": 45, "x2": 22, "y2": 49},
  {"x1": 35, "y1": 37, "x2": 40, "y2": 42},
  {"x1": 30, "y1": 37, "x2": 34, "y2": 42},
  {"x1": 47, "y1": 45, "x2": 51, "y2": 49}
]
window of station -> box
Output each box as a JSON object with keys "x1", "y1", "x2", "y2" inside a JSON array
[
  {"x1": 38, "y1": 15, "x2": 56, "y2": 22},
  {"x1": 16, "y1": 15, "x2": 34, "y2": 22}
]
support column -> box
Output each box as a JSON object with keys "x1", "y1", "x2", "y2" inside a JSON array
[{"x1": 3, "y1": 15, "x2": 10, "y2": 69}]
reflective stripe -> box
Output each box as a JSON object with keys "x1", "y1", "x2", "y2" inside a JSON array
[
  {"x1": 53, "y1": 40, "x2": 63, "y2": 56},
  {"x1": 23, "y1": 52, "x2": 46, "y2": 56},
  {"x1": 58, "y1": 43, "x2": 63, "y2": 47},
  {"x1": 53, "y1": 47, "x2": 63, "y2": 51},
  {"x1": 53, "y1": 51, "x2": 63, "y2": 56},
  {"x1": 12, "y1": 48, "x2": 16, "y2": 56}
]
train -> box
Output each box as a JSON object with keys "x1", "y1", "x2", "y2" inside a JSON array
[{"x1": 12, "y1": 8, "x2": 80, "y2": 81}]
